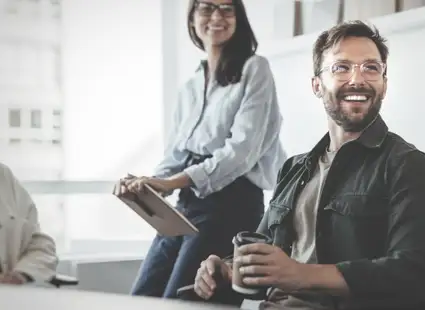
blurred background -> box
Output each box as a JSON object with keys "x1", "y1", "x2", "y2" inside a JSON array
[{"x1": 0, "y1": 0, "x2": 424, "y2": 292}]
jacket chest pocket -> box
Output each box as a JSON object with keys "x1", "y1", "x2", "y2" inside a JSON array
[
  {"x1": 267, "y1": 203, "x2": 292, "y2": 252},
  {"x1": 0, "y1": 208, "x2": 30, "y2": 240},
  {"x1": 323, "y1": 195, "x2": 389, "y2": 257}
]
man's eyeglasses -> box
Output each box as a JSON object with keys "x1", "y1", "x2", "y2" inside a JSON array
[
  {"x1": 195, "y1": 1, "x2": 236, "y2": 18},
  {"x1": 318, "y1": 60, "x2": 386, "y2": 81}
]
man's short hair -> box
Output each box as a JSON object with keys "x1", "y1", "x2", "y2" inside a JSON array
[{"x1": 313, "y1": 20, "x2": 389, "y2": 76}]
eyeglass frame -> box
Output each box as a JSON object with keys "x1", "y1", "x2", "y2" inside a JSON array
[
  {"x1": 316, "y1": 60, "x2": 387, "y2": 81},
  {"x1": 194, "y1": 0, "x2": 236, "y2": 17}
]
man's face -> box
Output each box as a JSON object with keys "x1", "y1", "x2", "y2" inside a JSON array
[{"x1": 312, "y1": 37, "x2": 387, "y2": 132}]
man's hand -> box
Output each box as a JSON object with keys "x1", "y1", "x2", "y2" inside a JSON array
[
  {"x1": 236, "y1": 243, "x2": 304, "y2": 292},
  {"x1": 237, "y1": 243, "x2": 350, "y2": 296},
  {"x1": 0, "y1": 272, "x2": 29, "y2": 285},
  {"x1": 194, "y1": 255, "x2": 232, "y2": 300}
]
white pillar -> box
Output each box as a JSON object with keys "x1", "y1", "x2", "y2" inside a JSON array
[
  {"x1": 301, "y1": 0, "x2": 341, "y2": 34},
  {"x1": 402, "y1": 0, "x2": 425, "y2": 10},
  {"x1": 160, "y1": 0, "x2": 180, "y2": 142},
  {"x1": 272, "y1": 1, "x2": 296, "y2": 39},
  {"x1": 343, "y1": 0, "x2": 396, "y2": 20}
]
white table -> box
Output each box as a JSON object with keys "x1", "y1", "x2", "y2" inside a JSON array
[{"x1": 0, "y1": 285, "x2": 240, "y2": 310}]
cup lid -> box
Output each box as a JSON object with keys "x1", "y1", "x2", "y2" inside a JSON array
[{"x1": 233, "y1": 231, "x2": 272, "y2": 246}]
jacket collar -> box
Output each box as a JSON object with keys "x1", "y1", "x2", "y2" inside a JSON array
[{"x1": 307, "y1": 114, "x2": 389, "y2": 160}]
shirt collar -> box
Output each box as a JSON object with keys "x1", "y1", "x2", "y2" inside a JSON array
[
  {"x1": 195, "y1": 60, "x2": 207, "y2": 72},
  {"x1": 309, "y1": 114, "x2": 389, "y2": 158},
  {"x1": 356, "y1": 114, "x2": 388, "y2": 148}
]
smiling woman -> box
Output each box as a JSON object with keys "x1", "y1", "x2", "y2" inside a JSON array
[{"x1": 119, "y1": 0, "x2": 287, "y2": 301}]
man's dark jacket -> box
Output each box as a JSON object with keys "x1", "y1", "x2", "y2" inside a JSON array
[{"x1": 256, "y1": 115, "x2": 425, "y2": 309}]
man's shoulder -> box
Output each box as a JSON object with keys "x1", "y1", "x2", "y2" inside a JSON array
[
  {"x1": 0, "y1": 162, "x2": 15, "y2": 181},
  {"x1": 382, "y1": 132, "x2": 425, "y2": 172},
  {"x1": 291, "y1": 152, "x2": 309, "y2": 163},
  {"x1": 276, "y1": 152, "x2": 309, "y2": 179},
  {"x1": 0, "y1": 163, "x2": 19, "y2": 202},
  {"x1": 385, "y1": 131, "x2": 424, "y2": 158},
  {"x1": 285, "y1": 153, "x2": 309, "y2": 167}
]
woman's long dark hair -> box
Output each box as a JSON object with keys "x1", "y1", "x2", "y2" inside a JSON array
[{"x1": 187, "y1": 0, "x2": 258, "y2": 86}]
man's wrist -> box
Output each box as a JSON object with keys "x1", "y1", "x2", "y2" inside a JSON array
[
  {"x1": 17, "y1": 272, "x2": 33, "y2": 283},
  {"x1": 297, "y1": 264, "x2": 349, "y2": 296}
]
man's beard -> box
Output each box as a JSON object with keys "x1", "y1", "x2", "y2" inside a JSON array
[{"x1": 323, "y1": 86, "x2": 383, "y2": 133}]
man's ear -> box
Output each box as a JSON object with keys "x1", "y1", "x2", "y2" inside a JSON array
[
  {"x1": 311, "y1": 76, "x2": 322, "y2": 98},
  {"x1": 382, "y1": 75, "x2": 388, "y2": 100}
]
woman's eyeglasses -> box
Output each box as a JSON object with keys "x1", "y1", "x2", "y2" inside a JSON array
[{"x1": 195, "y1": 1, "x2": 236, "y2": 18}]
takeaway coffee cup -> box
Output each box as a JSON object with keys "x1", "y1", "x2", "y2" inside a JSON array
[{"x1": 232, "y1": 231, "x2": 272, "y2": 295}]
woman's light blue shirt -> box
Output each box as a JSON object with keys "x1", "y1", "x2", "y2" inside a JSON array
[{"x1": 155, "y1": 55, "x2": 287, "y2": 198}]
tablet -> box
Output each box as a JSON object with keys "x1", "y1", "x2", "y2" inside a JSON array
[{"x1": 116, "y1": 184, "x2": 198, "y2": 237}]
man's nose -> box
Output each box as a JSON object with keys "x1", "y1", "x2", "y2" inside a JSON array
[{"x1": 348, "y1": 65, "x2": 366, "y2": 86}]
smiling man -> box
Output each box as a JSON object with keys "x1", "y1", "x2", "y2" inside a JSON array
[{"x1": 191, "y1": 21, "x2": 425, "y2": 310}]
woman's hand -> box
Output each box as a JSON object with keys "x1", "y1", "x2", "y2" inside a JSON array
[
  {"x1": 125, "y1": 176, "x2": 176, "y2": 194},
  {"x1": 113, "y1": 172, "x2": 192, "y2": 196},
  {"x1": 113, "y1": 173, "x2": 135, "y2": 196}
]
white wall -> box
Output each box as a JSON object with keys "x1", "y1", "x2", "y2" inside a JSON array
[
  {"x1": 266, "y1": 7, "x2": 425, "y2": 157},
  {"x1": 62, "y1": 0, "x2": 163, "y2": 180},
  {"x1": 343, "y1": 0, "x2": 396, "y2": 20},
  {"x1": 60, "y1": 0, "x2": 163, "y2": 244}
]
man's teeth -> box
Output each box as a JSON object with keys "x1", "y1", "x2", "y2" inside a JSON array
[{"x1": 344, "y1": 95, "x2": 368, "y2": 101}]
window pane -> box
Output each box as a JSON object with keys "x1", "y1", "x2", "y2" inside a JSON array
[
  {"x1": 31, "y1": 109, "x2": 42, "y2": 128},
  {"x1": 53, "y1": 109, "x2": 61, "y2": 129},
  {"x1": 31, "y1": 193, "x2": 156, "y2": 256},
  {"x1": 9, "y1": 138, "x2": 21, "y2": 144},
  {"x1": 8, "y1": 109, "x2": 21, "y2": 128},
  {"x1": 1, "y1": 0, "x2": 164, "y2": 258}
]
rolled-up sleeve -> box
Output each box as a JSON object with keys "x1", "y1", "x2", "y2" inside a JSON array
[
  {"x1": 184, "y1": 57, "x2": 282, "y2": 197},
  {"x1": 336, "y1": 150, "x2": 425, "y2": 300},
  {"x1": 9, "y1": 170, "x2": 58, "y2": 281}
]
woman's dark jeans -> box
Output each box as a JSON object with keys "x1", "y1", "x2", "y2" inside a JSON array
[{"x1": 130, "y1": 176, "x2": 264, "y2": 299}]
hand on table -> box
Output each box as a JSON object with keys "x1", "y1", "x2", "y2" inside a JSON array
[
  {"x1": 0, "y1": 272, "x2": 29, "y2": 285},
  {"x1": 194, "y1": 255, "x2": 232, "y2": 300}
]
